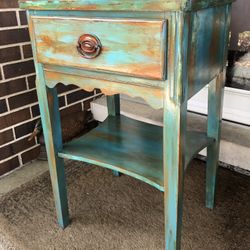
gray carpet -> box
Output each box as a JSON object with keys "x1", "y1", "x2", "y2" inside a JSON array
[{"x1": 0, "y1": 160, "x2": 249, "y2": 250}]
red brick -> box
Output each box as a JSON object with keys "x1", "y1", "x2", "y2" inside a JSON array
[
  {"x1": 3, "y1": 59, "x2": 35, "y2": 79},
  {"x1": 14, "y1": 119, "x2": 37, "y2": 138},
  {"x1": 0, "y1": 157, "x2": 20, "y2": 177},
  {"x1": 0, "y1": 0, "x2": 18, "y2": 9},
  {"x1": 0, "y1": 136, "x2": 36, "y2": 161},
  {"x1": 0, "y1": 108, "x2": 30, "y2": 130},
  {"x1": 67, "y1": 89, "x2": 94, "y2": 104},
  {"x1": 0, "y1": 28, "x2": 30, "y2": 46},
  {"x1": 0, "y1": 46, "x2": 21, "y2": 63},
  {"x1": 27, "y1": 75, "x2": 36, "y2": 89},
  {"x1": 0, "y1": 99, "x2": 8, "y2": 114},
  {"x1": 0, "y1": 11, "x2": 17, "y2": 27},
  {"x1": 22, "y1": 44, "x2": 33, "y2": 58},
  {"x1": 0, "y1": 78, "x2": 27, "y2": 97},
  {"x1": 56, "y1": 83, "x2": 78, "y2": 94},
  {"x1": 19, "y1": 10, "x2": 28, "y2": 25},
  {"x1": 0, "y1": 129, "x2": 14, "y2": 146},
  {"x1": 60, "y1": 103, "x2": 82, "y2": 117},
  {"x1": 31, "y1": 104, "x2": 40, "y2": 117},
  {"x1": 8, "y1": 89, "x2": 38, "y2": 110},
  {"x1": 21, "y1": 146, "x2": 40, "y2": 164}
]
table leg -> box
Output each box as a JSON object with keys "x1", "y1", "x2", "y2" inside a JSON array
[
  {"x1": 36, "y1": 64, "x2": 69, "y2": 228},
  {"x1": 107, "y1": 94, "x2": 121, "y2": 177},
  {"x1": 163, "y1": 11, "x2": 189, "y2": 249},
  {"x1": 163, "y1": 100, "x2": 187, "y2": 250},
  {"x1": 206, "y1": 72, "x2": 225, "y2": 209}
]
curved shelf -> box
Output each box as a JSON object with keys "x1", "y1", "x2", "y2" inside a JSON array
[{"x1": 58, "y1": 115, "x2": 214, "y2": 191}]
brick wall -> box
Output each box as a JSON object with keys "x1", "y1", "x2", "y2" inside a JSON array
[{"x1": 0, "y1": 0, "x2": 101, "y2": 176}]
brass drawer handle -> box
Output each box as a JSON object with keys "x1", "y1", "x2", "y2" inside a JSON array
[{"x1": 77, "y1": 34, "x2": 102, "y2": 59}]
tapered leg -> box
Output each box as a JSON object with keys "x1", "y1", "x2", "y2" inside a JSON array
[
  {"x1": 206, "y1": 72, "x2": 225, "y2": 209},
  {"x1": 107, "y1": 94, "x2": 121, "y2": 176},
  {"x1": 163, "y1": 12, "x2": 189, "y2": 249},
  {"x1": 36, "y1": 64, "x2": 69, "y2": 228},
  {"x1": 163, "y1": 99, "x2": 187, "y2": 250}
]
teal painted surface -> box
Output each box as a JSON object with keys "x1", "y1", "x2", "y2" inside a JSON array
[
  {"x1": 44, "y1": 69, "x2": 164, "y2": 109},
  {"x1": 163, "y1": 12, "x2": 189, "y2": 250},
  {"x1": 35, "y1": 64, "x2": 69, "y2": 228},
  {"x1": 32, "y1": 16, "x2": 167, "y2": 80},
  {"x1": 19, "y1": 0, "x2": 234, "y2": 11},
  {"x1": 22, "y1": 1, "x2": 233, "y2": 248},
  {"x1": 107, "y1": 94, "x2": 121, "y2": 177},
  {"x1": 43, "y1": 64, "x2": 165, "y2": 89},
  {"x1": 206, "y1": 5, "x2": 231, "y2": 209},
  {"x1": 206, "y1": 75, "x2": 224, "y2": 209},
  {"x1": 188, "y1": 5, "x2": 230, "y2": 98},
  {"x1": 107, "y1": 95, "x2": 120, "y2": 117},
  {"x1": 58, "y1": 115, "x2": 214, "y2": 192},
  {"x1": 19, "y1": 0, "x2": 180, "y2": 11},
  {"x1": 27, "y1": 10, "x2": 69, "y2": 229}
]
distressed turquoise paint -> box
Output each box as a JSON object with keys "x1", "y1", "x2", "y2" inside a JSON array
[
  {"x1": 206, "y1": 75, "x2": 224, "y2": 209},
  {"x1": 107, "y1": 95, "x2": 120, "y2": 117},
  {"x1": 36, "y1": 64, "x2": 69, "y2": 228},
  {"x1": 29, "y1": 9, "x2": 169, "y2": 19},
  {"x1": 107, "y1": 94, "x2": 121, "y2": 177},
  {"x1": 22, "y1": 1, "x2": 233, "y2": 249},
  {"x1": 58, "y1": 115, "x2": 214, "y2": 192},
  {"x1": 188, "y1": 5, "x2": 230, "y2": 98},
  {"x1": 44, "y1": 69, "x2": 164, "y2": 110},
  {"x1": 19, "y1": 0, "x2": 233, "y2": 11},
  {"x1": 43, "y1": 64, "x2": 165, "y2": 89},
  {"x1": 27, "y1": 10, "x2": 69, "y2": 229},
  {"x1": 32, "y1": 17, "x2": 167, "y2": 80},
  {"x1": 19, "y1": 0, "x2": 180, "y2": 11},
  {"x1": 163, "y1": 12, "x2": 189, "y2": 250},
  {"x1": 206, "y1": 4, "x2": 231, "y2": 210}
]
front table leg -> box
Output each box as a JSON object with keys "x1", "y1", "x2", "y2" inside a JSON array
[
  {"x1": 107, "y1": 94, "x2": 121, "y2": 177},
  {"x1": 163, "y1": 98, "x2": 187, "y2": 250},
  {"x1": 163, "y1": 12, "x2": 189, "y2": 249},
  {"x1": 36, "y1": 64, "x2": 69, "y2": 228}
]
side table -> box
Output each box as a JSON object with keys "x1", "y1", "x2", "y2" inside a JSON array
[{"x1": 19, "y1": 1, "x2": 233, "y2": 249}]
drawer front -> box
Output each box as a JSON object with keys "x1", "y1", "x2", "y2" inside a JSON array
[{"x1": 32, "y1": 17, "x2": 167, "y2": 80}]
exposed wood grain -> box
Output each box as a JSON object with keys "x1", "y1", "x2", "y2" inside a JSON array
[{"x1": 32, "y1": 16, "x2": 167, "y2": 80}]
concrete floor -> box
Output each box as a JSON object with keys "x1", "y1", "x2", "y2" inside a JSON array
[{"x1": 0, "y1": 160, "x2": 48, "y2": 198}]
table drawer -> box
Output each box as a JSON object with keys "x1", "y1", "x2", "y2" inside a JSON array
[{"x1": 32, "y1": 17, "x2": 167, "y2": 80}]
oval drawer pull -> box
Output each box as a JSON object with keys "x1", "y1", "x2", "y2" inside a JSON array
[{"x1": 77, "y1": 34, "x2": 102, "y2": 59}]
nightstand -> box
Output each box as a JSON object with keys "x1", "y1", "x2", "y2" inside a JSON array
[{"x1": 19, "y1": 1, "x2": 233, "y2": 249}]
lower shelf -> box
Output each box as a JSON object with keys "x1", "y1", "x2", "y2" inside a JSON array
[{"x1": 58, "y1": 115, "x2": 214, "y2": 191}]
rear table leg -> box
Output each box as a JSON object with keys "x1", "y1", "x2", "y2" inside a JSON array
[
  {"x1": 107, "y1": 94, "x2": 121, "y2": 177},
  {"x1": 206, "y1": 72, "x2": 225, "y2": 209}
]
